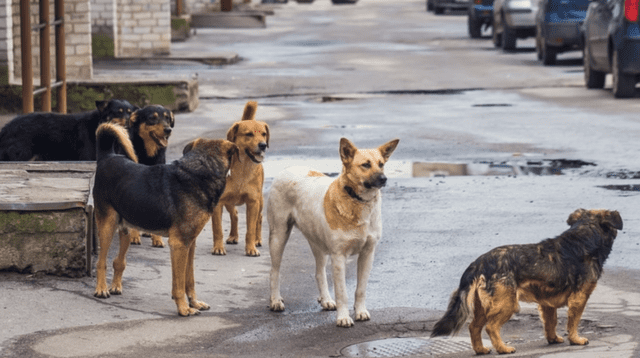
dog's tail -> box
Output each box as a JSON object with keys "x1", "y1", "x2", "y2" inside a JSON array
[
  {"x1": 430, "y1": 267, "x2": 483, "y2": 338},
  {"x1": 241, "y1": 101, "x2": 258, "y2": 121},
  {"x1": 96, "y1": 122, "x2": 138, "y2": 163}
]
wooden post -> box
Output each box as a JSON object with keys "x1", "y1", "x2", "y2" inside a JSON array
[
  {"x1": 20, "y1": 0, "x2": 34, "y2": 113},
  {"x1": 55, "y1": 0, "x2": 66, "y2": 113},
  {"x1": 176, "y1": 0, "x2": 182, "y2": 16},
  {"x1": 40, "y1": 0, "x2": 51, "y2": 112}
]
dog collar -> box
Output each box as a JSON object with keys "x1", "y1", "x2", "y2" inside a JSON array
[{"x1": 344, "y1": 186, "x2": 368, "y2": 203}]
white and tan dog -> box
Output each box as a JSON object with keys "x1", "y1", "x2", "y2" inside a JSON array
[{"x1": 267, "y1": 137, "x2": 399, "y2": 327}]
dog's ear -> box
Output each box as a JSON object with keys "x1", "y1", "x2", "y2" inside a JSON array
[
  {"x1": 567, "y1": 209, "x2": 587, "y2": 226},
  {"x1": 227, "y1": 142, "x2": 240, "y2": 163},
  {"x1": 264, "y1": 123, "x2": 270, "y2": 148},
  {"x1": 242, "y1": 101, "x2": 258, "y2": 121},
  {"x1": 183, "y1": 138, "x2": 202, "y2": 155},
  {"x1": 378, "y1": 139, "x2": 399, "y2": 162},
  {"x1": 339, "y1": 138, "x2": 358, "y2": 165},
  {"x1": 96, "y1": 100, "x2": 109, "y2": 112},
  {"x1": 129, "y1": 110, "x2": 139, "y2": 125},
  {"x1": 600, "y1": 210, "x2": 623, "y2": 230},
  {"x1": 227, "y1": 123, "x2": 240, "y2": 143}
]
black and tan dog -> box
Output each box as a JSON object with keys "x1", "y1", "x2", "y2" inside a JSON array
[
  {"x1": 119, "y1": 105, "x2": 175, "y2": 248},
  {"x1": 0, "y1": 99, "x2": 137, "y2": 161},
  {"x1": 93, "y1": 122, "x2": 238, "y2": 316},
  {"x1": 431, "y1": 209, "x2": 623, "y2": 355},
  {"x1": 211, "y1": 101, "x2": 269, "y2": 256}
]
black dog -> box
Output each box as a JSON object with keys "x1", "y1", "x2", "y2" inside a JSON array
[
  {"x1": 118, "y1": 105, "x2": 175, "y2": 247},
  {"x1": 0, "y1": 99, "x2": 137, "y2": 161},
  {"x1": 93, "y1": 122, "x2": 238, "y2": 316},
  {"x1": 126, "y1": 105, "x2": 175, "y2": 166}
]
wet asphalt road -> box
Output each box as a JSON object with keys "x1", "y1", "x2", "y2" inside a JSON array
[{"x1": 3, "y1": 0, "x2": 640, "y2": 357}]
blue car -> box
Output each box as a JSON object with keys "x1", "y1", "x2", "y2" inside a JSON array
[
  {"x1": 535, "y1": 0, "x2": 589, "y2": 65},
  {"x1": 468, "y1": 0, "x2": 494, "y2": 38},
  {"x1": 583, "y1": 0, "x2": 640, "y2": 97}
]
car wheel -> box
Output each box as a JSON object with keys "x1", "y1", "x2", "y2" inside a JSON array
[
  {"x1": 541, "y1": 41, "x2": 557, "y2": 66},
  {"x1": 612, "y1": 49, "x2": 636, "y2": 98},
  {"x1": 583, "y1": 45, "x2": 605, "y2": 89},
  {"x1": 502, "y1": 24, "x2": 516, "y2": 51},
  {"x1": 468, "y1": 15, "x2": 482, "y2": 38}
]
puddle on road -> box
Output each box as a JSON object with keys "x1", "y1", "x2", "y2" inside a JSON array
[
  {"x1": 599, "y1": 185, "x2": 640, "y2": 192},
  {"x1": 264, "y1": 158, "x2": 596, "y2": 179}
]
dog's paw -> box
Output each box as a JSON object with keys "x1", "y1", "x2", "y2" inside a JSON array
[
  {"x1": 245, "y1": 248, "x2": 260, "y2": 257},
  {"x1": 355, "y1": 309, "x2": 370, "y2": 321},
  {"x1": 189, "y1": 299, "x2": 210, "y2": 311},
  {"x1": 569, "y1": 336, "x2": 589, "y2": 345},
  {"x1": 318, "y1": 298, "x2": 337, "y2": 311},
  {"x1": 108, "y1": 284, "x2": 123, "y2": 295},
  {"x1": 473, "y1": 346, "x2": 491, "y2": 355},
  {"x1": 547, "y1": 335, "x2": 564, "y2": 344},
  {"x1": 151, "y1": 236, "x2": 165, "y2": 248},
  {"x1": 212, "y1": 247, "x2": 227, "y2": 255},
  {"x1": 270, "y1": 298, "x2": 285, "y2": 312},
  {"x1": 496, "y1": 345, "x2": 516, "y2": 354},
  {"x1": 94, "y1": 288, "x2": 110, "y2": 299},
  {"x1": 226, "y1": 236, "x2": 239, "y2": 245},
  {"x1": 130, "y1": 235, "x2": 142, "y2": 245},
  {"x1": 178, "y1": 307, "x2": 201, "y2": 317},
  {"x1": 256, "y1": 240, "x2": 263, "y2": 247},
  {"x1": 336, "y1": 316, "x2": 354, "y2": 328}
]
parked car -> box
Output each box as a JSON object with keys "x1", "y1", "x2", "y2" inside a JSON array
[
  {"x1": 431, "y1": 0, "x2": 470, "y2": 14},
  {"x1": 468, "y1": 0, "x2": 494, "y2": 38},
  {"x1": 492, "y1": 0, "x2": 538, "y2": 50},
  {"x1": 535, "y1": 0, "x2": 588, "y2": 65},
  {"x1": 583, "y1": 0, "x2": 640, "y2": 97}
]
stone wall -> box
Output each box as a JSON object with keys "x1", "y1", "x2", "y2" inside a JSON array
[
  {"x1": 7, "y1": 0, "x2": 92, "y2": 85},
  {"x1": 115, "y1": 0, "x2": 170, "y2": 57},
  {"x1": 0, "y1": 0, "x2": 13, "y2": 84}
]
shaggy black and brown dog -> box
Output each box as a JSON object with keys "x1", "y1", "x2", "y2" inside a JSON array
[
  {"x1": 431, "y1": 209, "x2": 622, "y2": 355},
  {"x1": 93, "y1": 122, "x2": 238, "y2": 316},
  {"x1": 0, "y1": 99, "x2": 137, "y2": 161}
]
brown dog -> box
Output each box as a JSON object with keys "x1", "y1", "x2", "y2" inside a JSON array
[
  {"x1": 211, "y1": 101, "x2": 269, "y2": 256},
  {"x1": 431, "y1": 209, "x2": 623, "y2": 354},
  {"x1": 93, "y1": 122, "x2": 237, "y2": 316}
]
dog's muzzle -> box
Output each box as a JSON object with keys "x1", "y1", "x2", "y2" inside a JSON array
[{"x1": 365, "y1": 174, "x2": 387, "y2": 189}]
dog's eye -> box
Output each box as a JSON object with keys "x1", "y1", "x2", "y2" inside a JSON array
[
  {"x1": 246, "y1": 132, "x2": 254, "y2": 137},
  {"x1": 379, "y1": 162, "x2": 384, "y2": 168},
  {"x1": 361, "y1": 162, "x2": 371, "y2": 169}
]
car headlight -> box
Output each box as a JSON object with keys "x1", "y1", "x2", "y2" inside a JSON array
[{"x1": 506, "y1": 0, "x2": 531, "y2": 9}]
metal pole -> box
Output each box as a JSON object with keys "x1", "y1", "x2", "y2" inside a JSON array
[
  {"x1": 55, "y1": 0, "x2": 66, "y2": 113},
  {"x1": 40, "y1": 0, "x2": 51, "y2": 112},
  {"x1": 20, "y1": 0, "x2": 34, "y2": 113}
]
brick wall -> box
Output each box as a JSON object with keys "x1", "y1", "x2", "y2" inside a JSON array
[
  {"x1": 0, "y1": 0, "x2": 13, "y2": 84},
  {"x1": 171, "y1": 0, "x2": 212, "y2": 14},
  {"x1": 91, "y1": 0, "x2": 115, "y2": 37},
  {"x1": 115, "y1": 0, "x2": 170, "y2": 57},
  {"x1": 8, "y1": 0, "x2": 92, "y2": 85}
]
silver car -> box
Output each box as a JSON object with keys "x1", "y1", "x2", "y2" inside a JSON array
[{"x1": 493, "y1": 0, "x2": 539, "y2": 50}]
